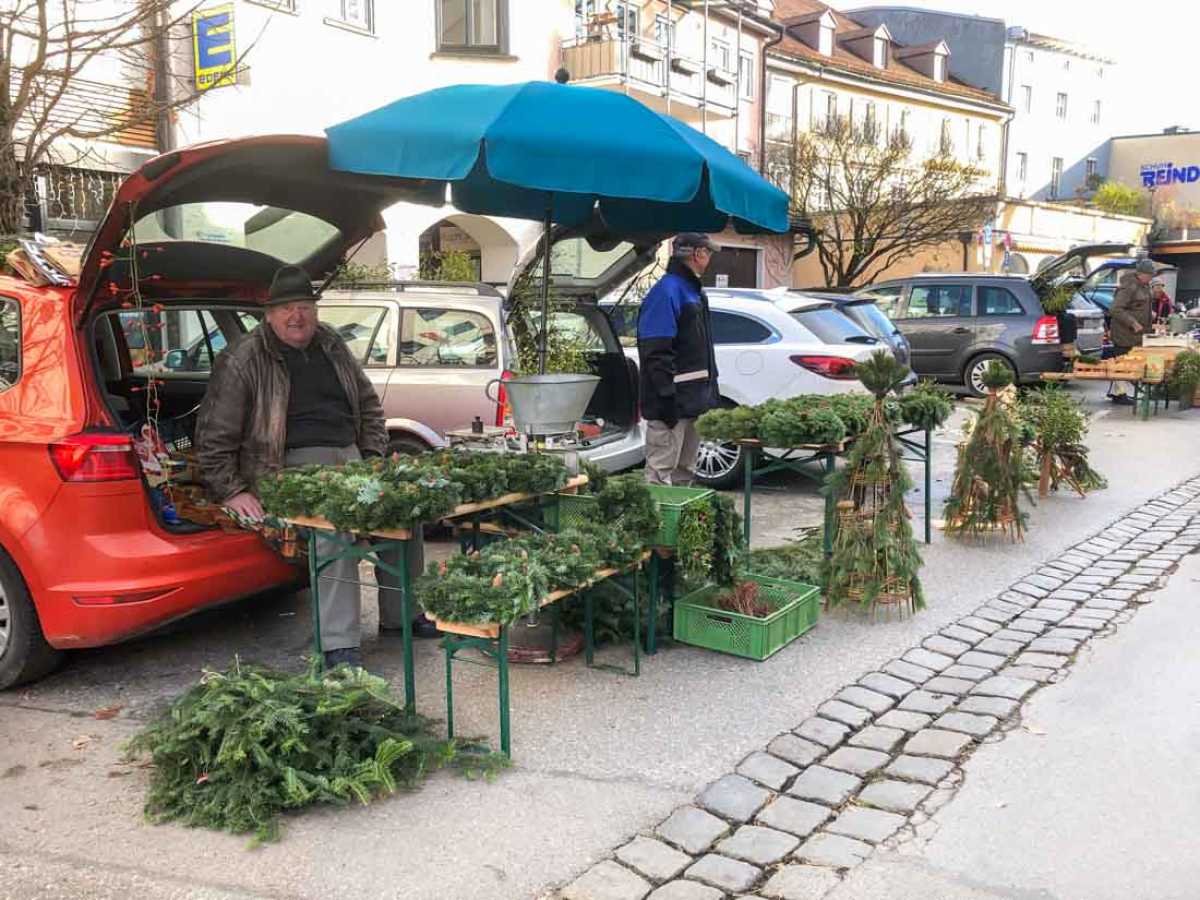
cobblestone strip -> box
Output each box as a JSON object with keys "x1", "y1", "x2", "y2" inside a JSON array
[{"x1": 555, "y1": 478, "x2": 1200, "y2": 900}]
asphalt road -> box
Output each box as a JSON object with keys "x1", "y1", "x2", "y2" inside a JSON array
[{"x1": 1, "y1": 383, "x2": 1196, "y2": 900}]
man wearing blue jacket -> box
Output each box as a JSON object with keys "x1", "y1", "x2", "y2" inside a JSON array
[{"x1": 637, "y1": 233, "x2": 721, "y2": 485}]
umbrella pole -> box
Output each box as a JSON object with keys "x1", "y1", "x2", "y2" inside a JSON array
[{"x1": 538, "y1": 202, "x2": 552, "y2": 375}]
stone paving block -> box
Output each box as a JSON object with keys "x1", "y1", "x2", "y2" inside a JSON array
[
  {"x1": 787, "y1": 766, "x2": 862, "y2": 806},
  {"x1": 1067, "y1": 575, "x2": 1113, "y2": 588},
  {"x1": 989, "y1": 628, "x2": 1035, "y2": 645},
  {"x1": 684, "y1": 854, "x2": 761, "y2": 894},
  {"x1": 921, "y1": 675, "x2": 974, "y2": 696},
  {"x1": 1007, "y1": 617, "x2": 1050, "y2": 635},
  {"x1": 975, "y1": 637, "x2": 1023, "y2": 656},
  {"x1": 1015, "y1": 651, "x2": 1069, "y2": 669},
  {"x1": 941, "y1": 624, "x2": 987, "y2": 644},
  {"x1": 1047, "y1": 626, "x2": 1094, "y2": 642},
  {"x1": 1137, "y1": 558, "x2": 1174, "y2": 571},
  {"x1": 1058, "y1": 551, "x2": 1098, "y2": 568},
  {"x1": 755, "y1": 796, "x2": 832, "y2": 838},
  {"x1": 973, "y1": 606, "x2": 1017, "y2": 625},
  {"x1": 858, "y1": 779, "x2": 933, "y2": 814},
  {"x1": 902, "y1": 652, "x2": 955, "y2": 672},
  {"x1": 957, "y1": 615, "x2": 1002, "y2": 635},
  {"x1": 848, "y1": 724, "x2": 906, "y2": 753},
  {"x1": 958, "y1": 649, "x2": 1008, "y2": 669},
  {"x1": 940, "y1": 664, "x2": 990, "y2": 682},
  {"x1": 1048, "y1": 589, "x2": 1092, "y2": 602},
  {"x1": 898, "y1": 690, "x2": 956, "y2": 716},
  {"x1": 1007, "y1": 583, "x2": 1048, "y2": 600},
  {"x1": 1028, "y1": 637, "x2": 1080, "y2": 655},
  {"x1": 761, "y1": 864, "x2": 842, "y2": 897},
  {"x1": 822, "y1": 746, "x2": 891, "y2": 777},
  {"x1": 645, "y1": 881, "x2": 722, "y2": 900},
  {"x1": 657, "y1": 807, "x2": 730, "y2": 855},
  {"x1": 738, "y1": 751, "x2": 800, "y2": 791},
  {"x1": 1022, "y1": 607, "x2": 1069, "y2": 624},
  {"x1": 998, "y1": 591, "x2": 1038, "y2": 609},
  {"x1": 1073, "y1": 607, "x2": 1117, "y2": 622},
  {"x1": 1036, "y1": 598, "x2": 1076, "y2": 612},
  {"x1": 972, "y1": 675, "x2": 1038, "y2": 700},
  {"x1": 563, "y1": 860, "x2": 652, "y2": 900},
  {"x1": 884, "y1": 754, "x2": 954, "y2": 785},
  {"x1": 1115, "y1": 574, "x2": 1161, "y2": 587},
  {"x1": 1060, "y1": 614, "x2": 1107, "y2": 631},
  {"x1": 817, "y1": 700, "x2": 872, "y2": 730},
  {"x1": 1083, "y1": 598, "x2": 1126, "y2": 612},
  {"x1": 1004, "y1": 665, "x2": 1056, "y2": 684},
  {"x1": 767, "y1": 734, "x2": 824, "y2": 768},
  {"x1": 698, "y1": 774, "x2": 771, "y2": 823},
  {"x1": 955, "y1": 695, "x2": 1019, "y2": 719},
  {"x1": 825, "y1": 807, "x2": 907, "y2": 844},
  {"x1": 795, "y1": 717, "x2": 850, "y2": 749},
  {"x1": 903, "y1": 728, "x2": 972, "y2": 759},
  {"x1": 616, "y1": 837, "x2": 693, "y2": 883},
  {"x1": 1098, "y1": 588, "x2": 1139, "y2": 601},
  {"x1": 858, "y1": 672, "x2": 914, "y2": 700},
  {"x1": 876, "y1": 709, "x2": 933, "y2": 733},
  {"x1": 794, "y1": 833, "x2": 873, "y2": 868},
  {"x1": 835, "y1": 685, "x2": 896, "y2": 714},
  {"x1": 1043, "y1": 560, "x2": 1083, "y2": 576},
  {"x1": 882, "y1": 659, "x2": 935, "y2": 685},
  {"x1": 933, "y1": 711, "x2": 999, "y2": 737},
  {"x1": 922, "y1": 635, "x2": 971, "y2": 658},
  {"x1": 717, "y1": 825, "x2": 800, "y2": 867},
  {"x1": 1023, "y1": 573, "x2": 1065, "y2": 591}
]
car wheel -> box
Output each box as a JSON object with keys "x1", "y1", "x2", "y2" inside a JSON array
[
  {"x1": 694, "y1": 439, "x2": 747, "y2": 490},
  {"x1": 964, "y1": 353, "x2": 1017, "y2": 399},
  {"x1": 387, "y1": 434, "x2": 429, "y2": 457},
  {"x1": 0, "y1": 549, "x2": 63, "y2": 690}
]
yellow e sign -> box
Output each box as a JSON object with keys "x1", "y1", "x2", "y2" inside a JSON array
[{"x1": 193, "y1": 5, "x2": 237, "y2": 91}]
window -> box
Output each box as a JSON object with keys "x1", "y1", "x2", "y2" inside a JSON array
[
  {"x1": 1050, "y1": 156, "x2": 1063, "y2": 198},
  {"x1": 1090, "y1": 100, "x2": 1101, "y2": 124},
  {"x1": 1055, "y1": 92, "x2": 1068, "y2": 119},
  {"x1": 1016, "y1": 151, "x2": 1028, "y2": 182},
  {"x1": 41, "y1": 166, "x2": 121, "y2": 224},
  {"x1": 905, "y1": 285, "x2": 972, "y2": 319},
  {"x1": 1021, "y1": 84, "x2": 1031, "y2": 113},
  {"x1": 979, "y1": 286, "x2": 1025, "y2": 316},
  {"x1": 821, "y1": 91, "x2": 837, "y2": 131},
  {"x1": 613, "y1": 1, "x2": 638, "y2": 39},
  {"x1": 400, "y1": 308, "x2": 497, "y2": 368},
  {"x1": 932, "y1": 54, "x2": 945, "y2": 82},
  {"x1": 330, "y1": 0, "x2": 373, "y2": 32},
  {"x1": 1086, "y1": 157, "x2": 1098, "y2": 181},
  {"x1": 819, "y1": 23, "x2": 833, "y2": 56},
  {"x1": 856, "y1": 285, "x2": 903, "y2": 317},
  {"x1": 710, "y1": 311, "x2": 773, "y2": 345},
  {"x1": 738, "y1": 50, "x2": 755, "y2": 99},
  {"x1": 976, "y1": 125, "x2": 986, "y2": 161},
  {"x1": 321, "y1": 306, "x2": 390, "y2": 365},
  {"x1": 1024, "y1": 49, "x2": 1034, "y2": 64},
  {"x1": 709, "y1": 38, "x2": 731, "y2": 72},
  {"x1": 118, "y1": 308, "x2": 261, "y2": 374},
  {"x1": 791, "y1": 307, "x2": 868, "y2": 343},
  {"x1": 939, "y1": 118, "x2": 953, "y2": 154},
  {"x1": 897, "y1": 109, "x2": 910, "y2": 142},
  {"x1": 1062, "y1": 58, "x2": 1070, "y2": 71},
  {"x1": 654, "y1": 14, "x2": 674, "y2": 49},
  {"x1": 0, "y1": 298, "x2": 19, "y2": 391},
  {"x1": 438, "y1": 0, "x2": 505, "y2": 53},
  {"x1": 249, "y1": 0, "x2": 296, "y2": 9},
  {"x1": 863, "y1": 102, "x2": 878, "y2": 143},
  {"x1": 873, "y1": 36, "x2": 887, "y2": 67},
  {"x1": 1097, "y1": 66, "x2": 1104, "y2": 78}
]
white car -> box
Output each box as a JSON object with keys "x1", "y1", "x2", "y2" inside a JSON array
[{"x1": 693, "y1": 288, "x2": 899, "y2": 488}]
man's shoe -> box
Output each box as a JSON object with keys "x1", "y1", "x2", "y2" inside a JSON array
[
  {"x1": 381, "y1": 614, "x2": 441, "y2": 639},
  {"x1": 1110, "y1": 395, "x2": 1135, "y2": 406},
  {"x1": 323, "y1": 647, "x2": 363, "y2": 668}
]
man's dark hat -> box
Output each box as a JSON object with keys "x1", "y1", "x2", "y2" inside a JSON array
[
  {"x1": 672, "y1": 232, "x2": 720, "y2": 257},
  {"x1": 266, "y1": 265, "x2": 318, "y2": 306}
]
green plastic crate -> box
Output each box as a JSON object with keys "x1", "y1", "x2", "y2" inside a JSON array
[
  {"x1": 547, "y1": 484, "x2": 713, "y2": 548},
  {"x1": 672, "y1": 576, "x2": 820, "y2": 660}
]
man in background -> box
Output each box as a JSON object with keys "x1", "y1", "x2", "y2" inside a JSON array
[{"x1": 1108, "y1": 258, "x2": 1154, "y2": 406}]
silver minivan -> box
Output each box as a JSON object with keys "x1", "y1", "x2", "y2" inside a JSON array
[{"x1": 320, "y1": 231, "x2": 649, "y2": 471}]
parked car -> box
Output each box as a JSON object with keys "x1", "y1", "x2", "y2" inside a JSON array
[
  {"x1": 798, "y1": 290, "x2": 913, "y2": 368},
  {"x1": 855, "y1": 245, "x2": 1113, "y2": 396},
  {"x1": 1073, "y1": 257, "x2": 1179, "y2": 322}
]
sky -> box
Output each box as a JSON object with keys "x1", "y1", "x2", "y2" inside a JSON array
[{"x1": 850, "y1": 0, "x2": 1198, "y2": 137}]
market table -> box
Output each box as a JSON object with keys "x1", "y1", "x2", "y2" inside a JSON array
[
  {"x1": 432, "y1": 550, "x2": 652, "y2": 756},
  {"x1": 1042, "y1": 347, "x2": 1178, "y2": 421},
  {"x1": 736, "y1": 426, "x2": 934, "y2": 561},
  {"x1": 285, "y1": 474, "x2": 588, "y2": 714}
]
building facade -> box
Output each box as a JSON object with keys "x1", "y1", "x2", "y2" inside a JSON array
[{"x1": 847, "y1": 8, "x2": 1115, "y2": 203}]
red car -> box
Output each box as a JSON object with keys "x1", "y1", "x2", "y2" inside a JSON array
[{"x1": 0, "y1": 135, "x2": 412, "y2": 688}]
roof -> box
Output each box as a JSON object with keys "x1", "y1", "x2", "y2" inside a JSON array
[
  {"x1": 1016, "y1": 31, "x2": 1115, "y2": 64},
  {"x1": 769, "y1": 0, "x2": 1004, "y2": 107}
]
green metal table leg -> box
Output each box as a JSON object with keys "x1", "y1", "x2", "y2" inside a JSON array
[
  {"x1": 471, "y1": 513, "x2": 481, "y2": 552},
  {"x1": 1139, "y1": 383, "x2": 1151, "y2": 421},
  {"x1": 584, "y1": 592, "x2": 595, "y2": 667},
  {"x1": 398, "y1": 541, "x2": 415, "y2": 715},
  {"x1": 645, "y1": 552, "x2": 660, "y2": 655},
  {"x1": 551, "y1": 603, "x2": 560, "y2": 666},
  {"x1": 743, "y1": 445, "x2": 753, "y2": 550},
  {"x1": 924, "y1": 428, "x2": 932, "y2": 545},
  {"x1": 497, "y1": 627, "x2": 511, "y2": 758},
  {"x1": 632, "y1": 570, "x2": 641, "y2": 678},
  {"x1": 822, "y1": 452, "x2": 836, "y2": 561},
  {"x1": 444, "y1": 642, "x2": 455, "y2": 741},
  {"x1": 307, "y1": 530, "x2": 324, "y2": 667}
]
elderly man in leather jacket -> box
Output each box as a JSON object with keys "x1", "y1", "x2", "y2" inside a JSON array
[
  {"x1": 636, "y1": 233, "x2": 721, "y2": 485},
  {"x1": 1107, "y1": 258, "x2": 1154, "y2": 405},
  {"x1": 195, "y1": 265, "x2": 431, "y2": 668}
]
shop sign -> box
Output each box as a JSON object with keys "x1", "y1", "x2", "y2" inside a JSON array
[
  {"x1": 193, "y1": 5, "x2": 237, "y2": 92},
  {"x1": 1140, "y1": 161, "x2": 1200, "y2": 188}
]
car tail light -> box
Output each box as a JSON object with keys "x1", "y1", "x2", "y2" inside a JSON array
[
  {"x1": 495, "y1": 369, "x2": 514, "y2": 427},
  {"x1": 1032, "y1": 316, "x2": 1060, "y2": 345},
  {"x1": 49, "y1": 433, "x2": 140, "y2": 482},
  {"x1": 790, "y1": 355, "x2": 860, "y2": 380},
  {"x1": 73, "y1": 588, "x2": 171, "y2": 606}
]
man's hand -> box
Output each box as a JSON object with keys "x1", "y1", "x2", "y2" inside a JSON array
[
  {"x1": 226, "y1": 491, "x2": 264, "y2": 521},
  {"x1": 1132, "y1": 322, "x2": 1144, "y2": 334}
]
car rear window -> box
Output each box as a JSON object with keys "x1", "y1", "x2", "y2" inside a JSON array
[
  {"x1": 979, "y1": 286, "x2": 1025, "y2": 316},
  {"x1": 855, "y1": 285, "x2": 903, "y2": 317},
  {"x1": 843, "y1": 302, "x2": 897, "y2": 339},
  {"x1": 400, "y1": 308, "x2": 497, "y2": 368},
  {"x1": 0, "y1": 297, "x2": 19, "y2": 391},
  {"x1": 791, "y1": 306, "x2": 871, "y2": 344},
  {"x1": 711, "y1": 311, "x2": 774, "y2": 344},
  {"x1": 131, "y1": 202, "x2": 342, "y2": 263}
]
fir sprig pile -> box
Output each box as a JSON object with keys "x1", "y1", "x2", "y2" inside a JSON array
[
  {"x1": 897, "y1": 380, "x2": 955, "y2": 432},
  {"x1": 125, "y1": 660, "x2": 507, "y2": 845},
  {"x1": 1019, "y1": 385, "x2": 1106, "y2": 497}
]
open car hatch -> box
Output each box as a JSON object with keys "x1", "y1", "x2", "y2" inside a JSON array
[{"x1": 75, "y1": 134, "x2": 443, "y2": 322}]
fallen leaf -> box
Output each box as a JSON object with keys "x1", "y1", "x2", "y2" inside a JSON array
[{"x1": 93, "y1": 705, "x2": 123, "y2": 720}]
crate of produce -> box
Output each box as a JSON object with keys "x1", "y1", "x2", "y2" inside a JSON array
[
  {"x1": 672, "y1": 575, "x2": 820, "y2": 661},
  {"x1": 547, "y1": 484, "x2": 713, "y2": 548}
]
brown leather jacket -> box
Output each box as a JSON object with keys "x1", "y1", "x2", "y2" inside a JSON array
[
  {"x1": 1110, "y1": 272, "x2": 1152, "y2": 349},
  {"x1": 195, "y1": 322, "x2": 388, "y2": 502}
]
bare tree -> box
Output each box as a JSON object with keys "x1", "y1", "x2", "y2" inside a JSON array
[
  {"x1": 0, "y1": 1, "x2": 248, "y2": 234},
  {"x1": 768, "y1": 115, "x2": 996, "y2": 288}
]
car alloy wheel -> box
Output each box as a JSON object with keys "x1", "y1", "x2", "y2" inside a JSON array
[
  {"x1": 0, "y1": 578, "x2": 9, "y2": 658},
  {"x1": 695, "y1": 439, "x2": 742, "y2": 485},
  {"x1": 969, "y1": 356, "x2": 1014, "y2": 397}
]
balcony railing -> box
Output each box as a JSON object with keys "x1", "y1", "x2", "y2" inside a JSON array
[{"x1": 561, "y1": 35, "x2": 737, "y2": 115}]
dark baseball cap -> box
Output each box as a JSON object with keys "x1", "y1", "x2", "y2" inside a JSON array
[{"x1": 672, "y1": 233, "x2": 721, "y2": 256}]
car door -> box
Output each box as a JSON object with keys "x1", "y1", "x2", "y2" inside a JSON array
[
  {"x1": 896, "y1": 283, "x2": 975, "y2": 377},
  {"x1": 708, "y1": 308, "x2": 778, "y2": 406}
]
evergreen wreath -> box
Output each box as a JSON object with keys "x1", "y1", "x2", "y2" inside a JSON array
[{"x1": 823, "y1": 351, "x2": 924, "y2": 617}]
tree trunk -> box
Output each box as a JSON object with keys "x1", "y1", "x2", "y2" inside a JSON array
[{"x1": 0, "y1": 118, "x2": 28, "y2": 235}]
